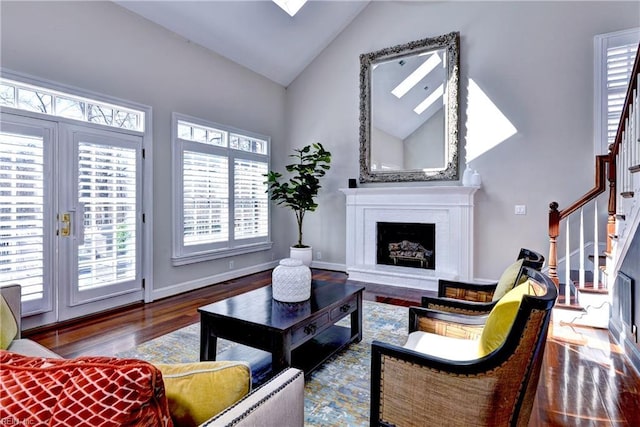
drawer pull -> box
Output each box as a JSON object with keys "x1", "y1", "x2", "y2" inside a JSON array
[
  {"x1": 340, "y1": 304, "x2": 351, "y2": 313},
  {"x1": 304, "y1": 323, "x2": 317, "y2": 335}
]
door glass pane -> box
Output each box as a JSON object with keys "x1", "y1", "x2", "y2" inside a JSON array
[
  {"x1": 0, "y1": 132, "x2": 45, "y2": 302},
  {"x1": 78, "y1": 142, "x2": 137, "y2": 290},
  {"x1": 56, "y1": 97, "x2": 86, "y2": 121},
  {"x1": 17, "y1": 88, "x2": 52, "y2": 114}
]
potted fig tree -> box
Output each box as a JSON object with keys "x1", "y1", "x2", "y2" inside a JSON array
[{"x1": 265, "y1": 142, "x2": 331, "y2": 265}]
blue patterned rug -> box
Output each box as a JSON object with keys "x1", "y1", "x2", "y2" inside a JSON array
[{"x1": 116, "y1": 300, "x2": 408, "y2": 426}]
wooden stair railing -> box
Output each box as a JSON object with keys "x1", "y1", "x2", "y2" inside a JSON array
[
  {"x1": 549, "y1": 43, "x2": 640, "y2": 292},
  {"x1": 548, "y1": 155, "x2": 610, "y2": 286}
]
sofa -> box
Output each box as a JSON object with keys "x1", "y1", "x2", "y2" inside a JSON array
[{"x1": 0, "y1": 284, "x2": 305, "y2": 427}]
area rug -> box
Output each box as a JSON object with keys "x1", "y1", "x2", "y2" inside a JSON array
[{"x1": 115, "y1": 300, "x2": 408, "y2": 426}]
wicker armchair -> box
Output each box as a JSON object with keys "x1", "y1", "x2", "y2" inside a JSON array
[
  {"x1": 421, "y1": 248, "x2": 545, "y2": 316},
  {"x1": 516, "y1": 248, "x2": 545, "y2": 270},
  {"x1": 370, "y1": 267, "x2": 557, "y2": 427}
]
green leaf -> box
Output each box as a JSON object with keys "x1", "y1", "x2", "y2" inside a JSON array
[{"x1": 263, "y1": 143, "x2": 331, "y2": 245}]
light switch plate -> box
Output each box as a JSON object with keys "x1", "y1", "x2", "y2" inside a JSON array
[{"x1": 515, "y1": 205, "x2": 527, "y2": 215}]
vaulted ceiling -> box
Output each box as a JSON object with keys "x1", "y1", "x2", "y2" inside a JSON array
[{"x1": 115, "y1": 0, "x2": 370, "y2": 87}]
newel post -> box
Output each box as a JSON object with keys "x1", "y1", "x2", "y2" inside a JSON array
[
  {"x1": 548, "y1": 202, "x2": 560, "y2": 285},
  {"x1": 607, "y1": 144, "x2": 617, "y2": 255}
]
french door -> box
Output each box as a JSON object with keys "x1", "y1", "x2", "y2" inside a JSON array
[{"x1": 0, "y1": 113, "x2": 144, "y2": 327}]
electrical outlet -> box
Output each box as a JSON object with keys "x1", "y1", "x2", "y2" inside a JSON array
[
  {"x1": 515, "y1": 205, "x2": 527, "y2": 215},
  {"x1": 316, "y1": 251, "x2": 322, "y2": 260},
  {"x1": 229, "y1": 260, "x2": 234, "y2": 269}
]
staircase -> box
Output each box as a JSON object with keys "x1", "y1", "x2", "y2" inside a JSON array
[{"x1": 548, "y1": 44, "x2": 640, "y2": 329}]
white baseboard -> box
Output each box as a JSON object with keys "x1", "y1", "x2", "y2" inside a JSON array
[
  {"x1": 310, "y1": 261, "x2": 346, "y2": 272},
  {"x1": 150, "y1": 260, "x2": 278, "y2": 301}
]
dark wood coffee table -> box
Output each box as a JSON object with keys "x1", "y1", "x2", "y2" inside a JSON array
[{"x1": 198, "y1": 280, "x2": 364, "y2": 384}]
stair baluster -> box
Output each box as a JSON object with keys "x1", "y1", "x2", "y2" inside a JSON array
[
  {"x1": 565, "y1": 219, "x2": 571, "y2": 304},
  {"x1": 593, "y1": 200, "x2": 599, "y2": 290},
  {"x1": 579, "y1": 208, "x2": 585, "y2": 289}
]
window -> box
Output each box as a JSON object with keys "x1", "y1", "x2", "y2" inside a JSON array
[
  {"x1": 0, "y1": 78, "x2": 145, "y2": 132},
  {"x1": 172, "y1": 114, "x2": 271, "y2": 265},
  {"x1": 595, "y1": 28, "x2": 640, "y2": 155}
]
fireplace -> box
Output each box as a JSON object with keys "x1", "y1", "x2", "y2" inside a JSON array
[
  {"x1": 340, "y1": 186, "x2": 478, "y2": 291},
  {"x1": 377, "y1": 222, "x2": 435, "y2": 270}
]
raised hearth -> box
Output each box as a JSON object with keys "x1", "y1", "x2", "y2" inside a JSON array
[{"x1": 340, "y1": 186, "x2": 478, "y2": 291}]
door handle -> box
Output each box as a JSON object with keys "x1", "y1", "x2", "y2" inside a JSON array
[
  {"x1": 60, "y1": 213, "x2": 71, "y2": 237},
  {"x1": 59, "y1": 204, "x2": 84, "y2": 242}
]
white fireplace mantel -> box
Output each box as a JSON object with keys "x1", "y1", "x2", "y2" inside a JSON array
[{"x1": 340, "y1": 186, "x2": 478, "y2": 291}]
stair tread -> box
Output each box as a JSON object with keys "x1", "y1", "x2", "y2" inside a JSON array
[
  {"x1": 557, "y1": 282, "x2": 580, "y2": 307},
  {"x1": 575, "y1": 286, "x2": 609, "y2": 295},
  {"x1": 568, "y1": 271, "x2": 608, "y2": 292},
  {"x1": 555, "y1": 303, "x2": 586, "y2": 312}
]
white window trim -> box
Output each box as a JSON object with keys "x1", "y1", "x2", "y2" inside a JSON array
[
  {"x1": 0, "y1": 68, "x2": 155, "y2": 304},
  {"x1": 594, "y1": 28, "x2": 640, "y2": 156},
  {"x1": 1, "y1": 69, "x2": 146, "y2": 133},
  {"x1": 171, "y1": 112, "x2": 272, "y2": 266}
]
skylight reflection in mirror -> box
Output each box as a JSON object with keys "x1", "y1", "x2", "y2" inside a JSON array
[
  {"x1": 414, "y1": 84, "x2": 444, "y2": 115},
  {"x1": 391, "y1": 53, "x2": 442, "y2": 99}
]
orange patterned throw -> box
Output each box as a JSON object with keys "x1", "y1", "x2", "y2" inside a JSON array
[{"x1": 0, "y1": 351, "x2": 174, "y2": 427}]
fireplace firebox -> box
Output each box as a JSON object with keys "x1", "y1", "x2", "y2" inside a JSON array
[{"x1": 376, "y1": 222, "x2": 435, "y2": 270}]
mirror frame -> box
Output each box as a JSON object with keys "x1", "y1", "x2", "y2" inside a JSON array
[{"x1": 359, "y1": 31, "x2": 460, "y2": 183}]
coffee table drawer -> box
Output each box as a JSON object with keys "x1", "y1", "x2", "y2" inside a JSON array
[
  {"x1": 292, "y1": 312, "x2": 330, "y2": 343},
  {"x1": 330, "y1": 295, "x2": 357, "y2": 321}
]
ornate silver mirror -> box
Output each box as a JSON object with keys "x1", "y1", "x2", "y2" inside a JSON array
[{"x1": 359, "y1": 32, "x2": 460, "y2": 183}]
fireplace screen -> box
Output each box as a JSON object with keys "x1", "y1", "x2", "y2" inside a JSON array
[{"x1": 376, "y1": 222, "x2": 435, "y2": 269}]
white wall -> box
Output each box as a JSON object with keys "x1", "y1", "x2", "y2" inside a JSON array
[
  {"x1": 404, "y1": 107, "x2": 445, "y2": 170},
  {"x1": 0, "y1": 1, "x2": 287, "y2": 296},
  {"x1": 371, "y1": 126, "x2": 403, "y2": 170},
  {"x1": 286, "y1": 1, "x2": 640, "y2": 279}
]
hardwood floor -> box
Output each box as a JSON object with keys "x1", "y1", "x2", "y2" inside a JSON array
[{"x1": 23, "y1": 269, "x2": 640, "y2": 426}]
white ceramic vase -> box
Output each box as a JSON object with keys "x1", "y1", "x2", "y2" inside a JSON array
[
  {"x1": 272, "y1": 258, "x2": 312, "y2": 302},
  {"x1": 462, "y1": 165, "x2": 473, "y2": 186},
  {"x1": 289, "y1": 246, "x2": 312, "y2": 266},
  {"x1": 471, "y1": 170, "x2": 482, "y2": 188}
]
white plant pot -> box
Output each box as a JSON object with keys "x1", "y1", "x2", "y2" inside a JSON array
[
  {"x1": 272, "y1": 258, "x2": 312, "y2": 302},
  {"x1": 289, "y1": 246, "x2": 312, "y2": 266}
]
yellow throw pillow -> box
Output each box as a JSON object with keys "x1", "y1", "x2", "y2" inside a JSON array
[
  {"x1": 0, "y1": 294, "x2": 18, "y2": 350},
  {"x1": 480, "y1": 280, "x2": 533, "y2": 356},
  {"x1": 491, "y1": 258, "x2": 525, "y2": 302},
  {"x1": 155, "y1": 361, "x2": 251, "y2": 427}
]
